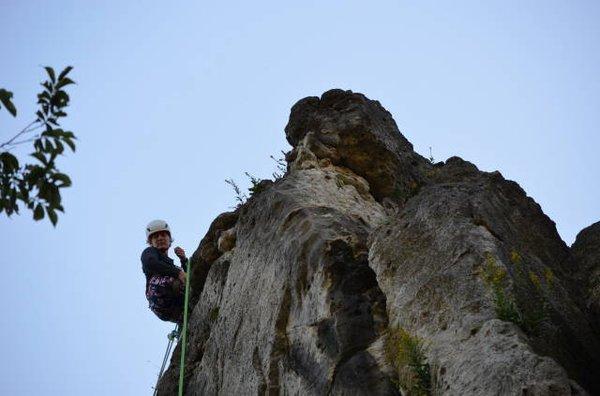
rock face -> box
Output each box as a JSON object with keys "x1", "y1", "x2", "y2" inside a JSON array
[
  {"x1": 156, "y1": 90, "x2": 600, "y2": 395},
  {"x1": 572, "y1": 222, "x2": 600, "y2": 327}
]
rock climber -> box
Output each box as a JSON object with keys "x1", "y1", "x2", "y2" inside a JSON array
[{"x1": 141, "y1": 219, "x2": 188, "y2": 325}]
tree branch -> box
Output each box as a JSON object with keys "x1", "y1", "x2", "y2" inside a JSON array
[
  {"x1": 0, "y1": 120, "x2": 42, "y2": 150},
  {"x1": 4, "y1": 136, "x2": 40, "y2": 148}
]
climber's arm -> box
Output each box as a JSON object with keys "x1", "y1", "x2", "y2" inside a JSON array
[
  {"x1": 141, "y1": 247, "x2": 182, "y2": 278},
  {"x1": 174, "y1": 246, "x2": 188, "y2": 272}
]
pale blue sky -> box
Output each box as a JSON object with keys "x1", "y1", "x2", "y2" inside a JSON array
[{"x1": 1, "y1": 1, "x2": 598, "y2": 394}]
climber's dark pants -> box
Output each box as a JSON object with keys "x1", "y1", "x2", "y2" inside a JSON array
[{"x1": 146, "y1": 275, "x2": 185, "y2": 325}]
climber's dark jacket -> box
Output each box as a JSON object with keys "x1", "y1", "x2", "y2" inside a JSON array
[{"x1": 141, "y1": 246, "x2": 188, "y2": 290}]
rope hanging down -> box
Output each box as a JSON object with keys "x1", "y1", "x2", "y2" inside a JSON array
[
  {"x1": 153, "y1": 326, "x2": 179, "y2": 396},
  {"x1": 153, "y1": 256, "x2": 192, "y2": 396},
  {"x1": 178, "y1": 258, "x2": 192, "y2": 396}
]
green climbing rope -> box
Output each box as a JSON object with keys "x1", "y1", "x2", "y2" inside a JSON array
[{"x1": 178, "y1": 258, "x2": 192, "y2": 396}]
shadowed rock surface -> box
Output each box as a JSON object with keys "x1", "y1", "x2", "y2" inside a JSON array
[
  {"x1": 156, "y1": 90, "x2": 599, "y2": 395},
  {"x1": 572, "y1": 221, "x2": 600, "y2": 328}
]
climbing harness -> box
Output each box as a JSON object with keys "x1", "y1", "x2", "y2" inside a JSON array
[
  {"x1": 153, "y1": 326, "x2": 180, "y2": 396},
  {"x1": 178, "y1": 259, "x2": 192, "y2": 396}
]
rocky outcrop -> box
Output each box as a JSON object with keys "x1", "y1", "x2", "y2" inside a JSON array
[
  {"x1": 572, "y1": 221, "x2": 600, "y2": 325},
  {"x1": 156, "y1": 90, "x2": 600, "y2": 395},
  {"x1": 284, "y1": 89, "x2": 429, "y2": 202}
]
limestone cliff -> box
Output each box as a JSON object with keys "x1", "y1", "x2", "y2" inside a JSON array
[{"x1": 156, "y1": 90, "x2": 600, "y2": 395}]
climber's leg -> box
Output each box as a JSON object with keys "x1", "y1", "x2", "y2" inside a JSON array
[{"x1": 146, "y1": 275, "x2": 184, "y2": 324}]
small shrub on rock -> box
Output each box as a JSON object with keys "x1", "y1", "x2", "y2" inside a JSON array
[
  {"x1": 384, "y1": 326, "x2": 431, "y2": 396},
  {"x1": 482, "y1": 254, "x2": 524, "y2": 327}
]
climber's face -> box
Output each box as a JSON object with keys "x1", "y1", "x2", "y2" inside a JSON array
[{"x1": 150, "y1": 230, "x2": 171, "y2": 251}]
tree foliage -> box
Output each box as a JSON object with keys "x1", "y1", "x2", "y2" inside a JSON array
[{"x1": 0, "y1": 66, "x2": 77, "y2": 226}]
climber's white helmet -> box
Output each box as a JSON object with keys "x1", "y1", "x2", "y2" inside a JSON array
[{"x1": 146, "y1": 219, "x2": 173, "y2": 242}]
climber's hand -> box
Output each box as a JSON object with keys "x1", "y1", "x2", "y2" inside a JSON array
[
  {"x1": 178, "y1": 270, "x2": 186, "y2": 284},
  {"x1": 174, "y1": 246, "x2": 186, "y2": 260}
]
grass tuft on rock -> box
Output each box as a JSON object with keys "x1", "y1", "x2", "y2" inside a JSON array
[
  {"x1": 481, "y1": 252, "x2": 550, "y2": 334},
  {"x1": 209, "y1": 307, "x2": 220, "y2": 322},
  {"x1": 384, "y1": 326, "x2": 431, "y2": 396},
  {"x1": 482, "y1": 253, "x2": 524, "y2": 325}
]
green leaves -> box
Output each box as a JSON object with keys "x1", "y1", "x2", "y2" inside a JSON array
[
  {"x1": 0, "y1": 65, "x2": 77, "y2": 226},
  {"x1": 0, "y1": 89, "x2": 17, "y2": 117},
  {"x1": 0, "y1": 152, "x2": 19, "y2": 172},
  {"x1": 30, "y1": 152, "x2": 48, "y2": 166},
  {"x1": 63, "y1": 136, "x2": 76, "y2": 152},
  {"x1": 58, "y1": 66, "x2": 73, "y2": 81},
  {"x1": 56, "y1": 77, "x2": 75, "y2": 90},
  {"x1": 33, "y1": 204, "x2": 44, "y2": 220},
  {"x1": 44, "y1": 66, "x2": 56, "y2": 83},
  {"x1": 46, "y1": 206, "x2": 58, "y2": 225},
  {"x1": 33, "y1": 202, "x2": 59, "y2": 225},
  {"x1": 36, "y1": 65, "x2": 75, "y2": 128},
  {"x1": 52, "y1": 173, "x2": 71, "y2": 187}
]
